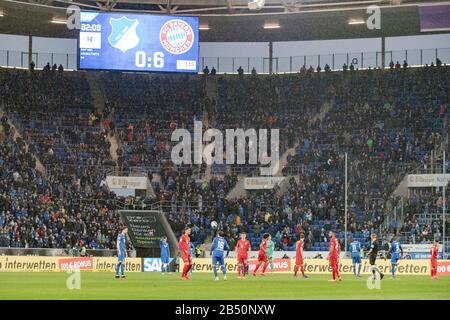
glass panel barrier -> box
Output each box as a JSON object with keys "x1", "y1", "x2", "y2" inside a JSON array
[
  {"x1": 52, "y1": 53, "x2": 68, "y2": 69},
  {"x1": 319, "y1": 54, "x2": 333, "y2": 70},
  {"x1": 0, "y1": 47, "x2": 448, "y2": 73},
  {"x1": 305, "y1": 54, "x2": 319, "y2": 69},
  {"x1": 362, "y1": 52, "x2": 377, "y2": 69},
  {"x1": 291, "y1": 55, "x2": 305, "y2": 72},
  {"x1": 405, "y1": 49, "x2": 421, "y2": 66},
  {"x1": 333, "y1": 53, "x2": 348, "y2": 70},
  {"x1": 203, "y1": 57, "x2": 218, "y2": 72},
  {"x1": 422, "y1": 48, "x2": 437, "y2": 65},
  {"x1": 218, "y1": 57, "x2": 233, "y2": 74},
  {"x1": 277, "y1": 56, "x2": 291, "y2": 73},
  {"x1": 391, "y1": 50, "x2": 406, "y2": 65},
  {"x1": 0, "y1": 50, "x2": 8, "y2": 67},
  {"x1": 348, "y1": 52, "x2": 362, "y2": 70},
  {"x1": 437, "y1": 48, "x2": 450, "y2": 64},
  {"x1": 249, "y1": 57, "x2": 264, "y2": 73},
  {"x1": 68, "y1": 54, "x2": 77, "y2": 70},
  {"x1": 376, "y1": 51, "x2": 383, "y2": 68},
  {"x1": 1, "y1": 50, "x2": 23, "y2": 68},
  {"x1": 384, "y1": 51, "x2": 393, "y2": 67},
  {"x1": 233, "y1": 57, "x2": 249, "y2": 73},
  {"x1": 36, "y1": 52, "x2": 52, "y2": 69}
]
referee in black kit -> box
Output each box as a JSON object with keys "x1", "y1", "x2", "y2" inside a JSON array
[{"x1": 367, "y1": 233, "x2": 384, "y2": 280}]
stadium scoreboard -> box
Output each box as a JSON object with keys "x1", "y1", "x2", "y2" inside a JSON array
[{"x1": 78, "y1": 11, "x2": 199, "y2": 73}]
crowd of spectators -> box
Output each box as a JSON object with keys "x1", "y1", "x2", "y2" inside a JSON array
[
  {"x1": 101, "y1": 72, "x2": 207, "y2": 172},
  {"x1": 282, "y1": 65, "x2": 449, "y2": 242},
  {"x1": 0, "y1": 68, "x2": 112, "y2": 169},
  {"x1": 0, "y1": 63, "x2": 449, "y2": 252},
  {"x1": 0, "y1": 69, "x2": 121, "y2": 250},
  {"x1": 212, "y1": 71, "x2": 334, "y2": 175},
  {"x1": 0, "y1": 112, "x2": 121, "y2": 249},
  {"x1": 400, "y1": 190, "x2": 450, "y2": 244}
]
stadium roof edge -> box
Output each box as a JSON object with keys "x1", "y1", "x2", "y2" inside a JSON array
[{"x1": 1, "y1": 0, "x2": 450, "y2": 40}]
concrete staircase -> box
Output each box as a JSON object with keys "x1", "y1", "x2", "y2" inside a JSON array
[
  {"x1": 0, "y1": 109, "x2": 46, "y2": 175},
  {"x1": 85, "y1": 73, "x2": 159, "y2": 197},
  {"x1": 86, "y1": 72, "x2": 120, "y2": 166},
  {"x1": 86, "y1": 72, "x2": 106, "y2": 114},
  {"x1": 225, "y1": 99, "x2": 334, "y2": 200},
  {"x1": 108, "y1": 134, "x2": 119, "y2": 163},
  {"x1": 384, "y1": 118, "x2": 448, "y2": 230},
  {"x1": 205, "y1": 76, "x2": 218, "y2": 101},
  {"x1": 226, "y1": 178, "x2": 247, "y2": 200},
  {"x1": 203, "y1": 76, "x2": 219, "y2": 180},
  {"x1": 202, "y1": 234, "x2": 214, "y2": 256}
]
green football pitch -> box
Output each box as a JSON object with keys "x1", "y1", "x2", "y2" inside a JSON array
[{"x1": 0, "y1": 272, "x2": 449, "y2": 300}]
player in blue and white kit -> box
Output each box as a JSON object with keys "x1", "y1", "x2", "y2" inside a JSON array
[
  {"x1": 115, "y1": 226, "x2": 128, "y2": 279},
  {"x1": 160, "y1": 236, "x2": 170, "y2": 274},
  {"x1": 189, "y1": 241, "x2": 195, "y2": 274},
  {"x1": 388, "y1": 236, "x2": 403, "y2": 279},
  {"x1": 210, "y1": 230, "x2": 230, "y2": 281},
  {"x1": 349, "y1": 240, "x2": 362, "y2": 277}
]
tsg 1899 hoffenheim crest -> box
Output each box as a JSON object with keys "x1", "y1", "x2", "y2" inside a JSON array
[
  {"x1": 108, "y1": 16, "x2": 140, "y2": 53},
  {"x1": 160, "y1": 19, "x2": 194, "y2": 55}
]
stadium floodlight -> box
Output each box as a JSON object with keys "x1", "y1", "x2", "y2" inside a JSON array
[
  {"x1": 264, "y1": 21, "x2": 280, "y2": 29},
  {"x1": 248, "y1": 0, "x2": 265, "y2": 10},
  {"x1": 348, "y1": 19, "x2": 365, "y2": 25},
  {"x1": 50, "y1": 19, "x2": 67, "y2": 24},
  {"x1": 199, "y1": 23, "x2": 210, "y2": 30}
]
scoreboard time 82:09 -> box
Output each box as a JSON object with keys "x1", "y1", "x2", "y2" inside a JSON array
[{"x1": 78, "y1": 12, "x2": 199, "y2": 73}]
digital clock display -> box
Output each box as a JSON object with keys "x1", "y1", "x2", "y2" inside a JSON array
[{"x1": 78, "y1": 11, "x2": 199, "y2": 73}]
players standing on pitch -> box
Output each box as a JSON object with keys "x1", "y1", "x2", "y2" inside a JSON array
[
  {"x1": 115, "y1": 226, "x2": 128, "y2": 279},
  {"x1": 189, "y1": 241, "x2": 195, "y2": 275},
  {"x1": 179, "y1": 227, "x2": 192, "y2": 280},
  {"x1": 160, "y1": 236, "x2": 170, "y2": 274},
  {"x1": 294, "y1": 234, "x2": 308, "y2": 278},
  {"x1": 430, "y1": 239, "x2": 439, "y2": 279},
  {"x1": 210, "y1": 230, "x2": 230, "y2": 281},
  {"x1": 236, "y1": 232, "x2": 250, "y2": 279},
  {"x1": 328, "y1": 231, "x2": 341, "y2": 282},
  {"x1": 349, "y1": 239, "x2": 362, "y2": 277},
  {"x1": 266, "y1": 236, "x2": 275, "y2": 272},
  {"x1": 388, "y1": 236, "x2": 403, "y2": 279},
  {"x1": 253, "y1": 233, "x2": 271, "y2": 276},
  {"x1": 367, "y1": 233, "x2": 384, "y2": 280}
]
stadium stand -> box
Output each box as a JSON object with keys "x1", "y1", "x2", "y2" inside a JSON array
[{"x1": 0, "y1": 64, "x2": 449, "y2": 252}]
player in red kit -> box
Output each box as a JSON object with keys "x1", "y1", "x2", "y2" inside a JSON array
[
  {"x1": 328, "y1": 231, "x2": 341, "y2": 282},
  {"x1": 253, "y1": 233, "x2": 270, "y2": 276},
  {"x1": 430, "y1": 239, "x2": 439, "y2": 279},
  {"x1": 294, "y1": 234, "x2": 308, "y2": 278},
  {"x1": 179, "y1": 227, "x2": 192, "y2": 280},
  {"x1": 236, "y1": 232, "x2": 251, "y2": 279}
]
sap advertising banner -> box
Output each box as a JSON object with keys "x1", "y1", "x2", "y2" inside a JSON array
[
  {"x1": 143, "y1": 258, "x2": 174, "y2": 272},
  {"x1": 79, "y1": 12, "x2": 199, "y2": 73}
]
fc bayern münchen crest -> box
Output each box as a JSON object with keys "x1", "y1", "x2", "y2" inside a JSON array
[{"x1": 160, "y1": 19, "x2": 194, "y2": 55}]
